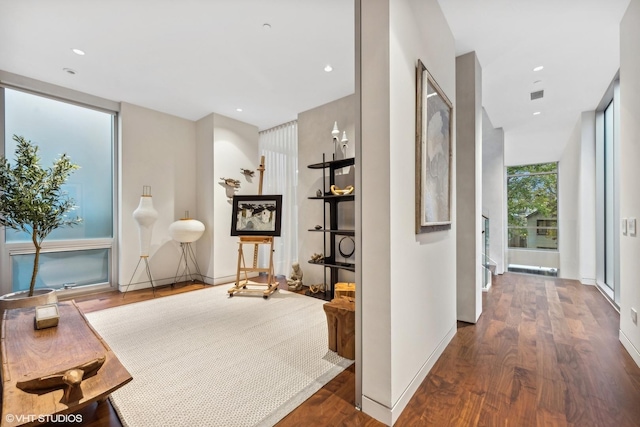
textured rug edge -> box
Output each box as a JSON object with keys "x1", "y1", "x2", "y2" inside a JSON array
[{"x1": 257, "y1": 359, "x2": 354, "y2": 426}]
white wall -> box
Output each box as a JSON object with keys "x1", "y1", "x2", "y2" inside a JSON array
[
  {"x1": 456, "y1": 51, "x2": 482, "y2": 323},
  {"x1": 195, "y1": 113, "x2": 215, "y2": 283},
  {"x1": 482, "y1": 109, "x2": 505, "y2": 274},
  {"x1": 578, "y1": 111, "x2": 597, "y2": 285},
  {"x1": 119, "y1": 102, "x2": 196, "y2": 290},
  {"x1": 558, "y1": 119, "x2": 581, "y2": 279},
  {"x1": 211, "y1": 114, "x2": 260, "y2": 284},
  {"x1": 619, "y1": 0, "x2": 640, "y2": 367},
  {"x1": 360, "y1": 0, "x2": 457, "y2": 423},
  {"x1": 297, "y1": 95, "x2": 356, "y2": 288}
]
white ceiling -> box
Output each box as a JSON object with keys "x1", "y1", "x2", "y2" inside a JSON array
[
  {"x1": 439, "y1": 0, "x2": 630, "y2": 161},
  {"x1": 0, "y1": 0, "x2": 355, "y2": 130},
  {"x1": 0, "y1": 0, "x2": 631, "y2": 148}
]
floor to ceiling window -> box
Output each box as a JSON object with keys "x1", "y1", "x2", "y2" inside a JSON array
[
  {"x1": 1, "y1": 87, "x2": 116, "y2": 295},
  {"x1": 507, "y1": 162, "x2": 559, "y2": 276},
  {"x1": 595, "y1": 78, "x2": 620, "y2": 305}
]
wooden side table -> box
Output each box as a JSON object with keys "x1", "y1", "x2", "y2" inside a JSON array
[
  {"x1": 1, "y1": 301, "x2": 132, "y2": 427},
  {"x1": 323, "y1": 297, "x2": 355, "y2": 360}
]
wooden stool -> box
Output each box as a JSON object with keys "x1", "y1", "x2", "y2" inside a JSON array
[
  {"x1": 334, "y1": 282, "x2": 356, "y2": 299},
  {"x1": 323, "y1": 297, "x2": 355, "y2": 360}
]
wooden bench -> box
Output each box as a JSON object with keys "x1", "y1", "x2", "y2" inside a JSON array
[
  {"x1": 323, "y1": 297, "x2": 355, "y2": 360},
  {"x1": 1, "y1": 301, "x2": 132, "y2": 427}
]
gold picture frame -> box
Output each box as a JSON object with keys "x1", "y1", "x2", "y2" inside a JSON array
[{"x1": 415, "y1": 59, "x2": 453, "y2": 233}]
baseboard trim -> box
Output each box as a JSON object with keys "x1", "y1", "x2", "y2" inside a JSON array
[
  {"x1": 620, "y1": 329, "x2": 640, "y2": 368},
  {"x1": 361, "y1": 323, "x2": 457, "y2": 426},
  {"x1": 580, "y1": 278, "x2": 596, "y2": 285}
]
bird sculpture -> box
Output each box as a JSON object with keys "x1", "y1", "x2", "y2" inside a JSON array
[{"x1": 220, "y1": 177, "x2": 241, "y2": 188}]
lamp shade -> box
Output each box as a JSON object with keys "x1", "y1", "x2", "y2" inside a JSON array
[
  {"x1": 133, "y1": 189, "x2": 158, "y2": 257},
  {"x1": 169, "y1": 218, "x2": 205, "y2": 243}
]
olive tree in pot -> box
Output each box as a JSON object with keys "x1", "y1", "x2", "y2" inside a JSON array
[{"x1": 0, "y1": 135, "x2": 81, "y2": 311}]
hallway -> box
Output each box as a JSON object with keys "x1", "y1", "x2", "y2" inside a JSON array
[{"x1": 395, "y1": 273, "x2": 640, "y2": 426}]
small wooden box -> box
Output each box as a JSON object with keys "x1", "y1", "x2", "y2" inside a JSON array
[
  {"x1": 35, "y1": 304, "x2": 60, "y2": 330},
  {"x1": 334, "y1": 282, "x2": 356, "y2": 299}
]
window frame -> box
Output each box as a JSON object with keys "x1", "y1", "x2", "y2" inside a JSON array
[{"x1": 0, "y1": 75, "x2": 120, "y2": 297}]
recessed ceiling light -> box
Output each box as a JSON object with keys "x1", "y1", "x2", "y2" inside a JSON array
[
  {"x1": 533, "y1": 65, "x2": 544, "y2": 72},
  {"x1": 71, "y1": 48, "x2": 85, "y2": 56},
  {"x1": 236, "y1": 108, "x2": 243, "y2": 112},
  {"x1": 533, "y1": 111, "x2": 541, "y2": 116},
  {"x1": 63, "y1": 68, "x2": 77, "y2": 75},
  {"x1": 324, "y1": 65, "x2": 333, "y2": 72},
  {"x1": 263, "y1": 23, "x2": 271, "y2": 30}
]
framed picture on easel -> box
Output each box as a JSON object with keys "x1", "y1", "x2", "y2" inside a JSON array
[{"x1": 230, "y1": 195, "x2": 283, "y2": 236}]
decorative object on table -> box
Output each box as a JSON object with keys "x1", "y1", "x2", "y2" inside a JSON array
[
  {"x1": 330, "y1": 184, "x2": 354, "y2": 196},
  {"x1": 34, "y1": 303, "x2": 60, "y2": 330},
  {"x1": 220, "y1": 177, "x2": 241, "y2": 188},
  {"x1": 287, "y1": 262, "x2": 304, "y2": 291},
  {"x1": 314, "y1": 224, "x2": 323, "y2": 230},
  {"x1": 16, "y1": 355, "x2": 106, "y2": 403},
  {"x1": 341, "y1": 131, "x2": 349, "y2": 150},
  {"x1": 334, "y1": 282, "x2": 356, "y2": 299},
  {"x1": 309, "y1": 253, "x2": 324, "y2": 263},
  {"x1": 230, "y1": 194, "x2": 283, "y2": 237},
  {"x1": 124, "y1": 185, "x2": 158, "y2": 297},
  {"x1": 169, "y1": 210, "x2": 206, "y2": 285},
  {"x1": 331, "y1": 121, "x2": 342, "y2": 158},
  {"x1": 240, "y1": 168, "x2": 255, "y2": 178},
  {"x1": 415, "y1": 59, "x2": 453, "y2": 233},
  {"x1": 338, "y1": 236, "x2": 355, "y2": 259},
  {"x1": 0, "y1": 135, "x2": 81, "y2": 311},
  {"x1": 309, "y1": 283, "x2": 326, "y2": 294},
  {"x1": 316, "y1": 189, "x2": 323, "y2": 197}
]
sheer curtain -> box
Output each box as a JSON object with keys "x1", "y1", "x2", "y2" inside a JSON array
[{"x1": 259, "y1": 121, "x2": 298, "y2": 276}]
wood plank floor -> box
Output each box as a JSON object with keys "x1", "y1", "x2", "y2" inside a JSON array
[{"x1": 49, "y1": 273, "x2": 640, "y2": 426}]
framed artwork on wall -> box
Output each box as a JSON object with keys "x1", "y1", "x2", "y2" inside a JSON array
[
  {"x1": 231, "y1": 195, "x2": 283, "y2": 236},
  {"x1": 415, "y1": 59, "x2": 453, "y2": 233}
]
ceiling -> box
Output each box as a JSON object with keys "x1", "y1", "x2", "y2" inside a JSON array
[{"x1": 0, "y1": 0, "x2": 631, "y2": 149}]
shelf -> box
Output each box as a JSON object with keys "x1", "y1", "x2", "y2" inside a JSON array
[
  {"x1": 308, "y1": 259, "x2": 356, "y2": 272},
  {"x1": 307, "y1": 157, "x2": 355, "y2": 169},
  {"x1": 308, "y1": 194, "x2": 355, "y2": 202},
  {"x1": 307, "y1": 228, "x2": 355, "y2": 236}
]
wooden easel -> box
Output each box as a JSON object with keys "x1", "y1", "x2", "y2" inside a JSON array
[{"x1": 227, "y1": 156, "x2": 279, "y2": 299}]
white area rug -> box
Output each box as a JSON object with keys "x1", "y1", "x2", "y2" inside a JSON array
[{"x1": 85, "y1": 286, "x2": 352, "y2": 427}]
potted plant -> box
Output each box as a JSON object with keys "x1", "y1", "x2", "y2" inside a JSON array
[{"x1": 0, "y1": 135, "x2": 81, "y2": 310}]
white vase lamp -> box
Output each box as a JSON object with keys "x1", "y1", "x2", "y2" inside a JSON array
[
  {"x1": 133, "y1": 186, "x2": 159, "y2": 257},
  {"x1": 124, "y1": 185, "x2": 158, "y2": 297},
  {"x1": 168, "y1": 214, "x2": 205, "y2": 243}
]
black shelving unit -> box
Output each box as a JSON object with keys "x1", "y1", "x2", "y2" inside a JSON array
[{"x1": 307, "y1": 154, "x2": 356, "y2": 301}]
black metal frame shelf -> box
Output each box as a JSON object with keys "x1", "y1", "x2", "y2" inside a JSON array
[{"x1": 306, "y1": 154, "x2": 356, "y2": 301}]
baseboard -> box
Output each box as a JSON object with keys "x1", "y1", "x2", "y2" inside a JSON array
[
  {"x1": 361, "y1": 323, "x2": 457, "y2": 426},
  {"x1": 118, "y1": 277, "x2": 175, "y2": 292},
  {"x1": 580, "y1": 278, "x2": 596, "y2": 285},
  {"x1": 619, "y1": 329, "x2": 640, "y2": 368}
]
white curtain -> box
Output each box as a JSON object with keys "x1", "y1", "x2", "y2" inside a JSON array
[{"x1": 258, "y1": 121, "x2": 298, "y2": 276}]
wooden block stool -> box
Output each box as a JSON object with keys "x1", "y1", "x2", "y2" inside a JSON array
[
  {"x1": 323, "y1": 297, "x2": 355, "y2": 360},
  {"x1": 334, "y1": 282, "x2": 356, "y2": 299}
]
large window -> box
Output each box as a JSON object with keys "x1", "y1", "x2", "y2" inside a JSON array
[
  {"x1": 1, "y1": 88, "x2": 116, "y2": 293},
  {"x1": 507, "y1": 162, "x2": 558, "y2": 250}
]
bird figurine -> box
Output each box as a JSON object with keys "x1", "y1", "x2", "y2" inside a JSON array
[
  {"x1": 220, "y1": 177, "x2": 241, "y2": 188},
  {"x1": 240, "y1": 168, "x2": 255, "y2": 177}
]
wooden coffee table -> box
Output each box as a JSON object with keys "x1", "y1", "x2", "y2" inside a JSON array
[{"x1": 1, "y1": 301, "x2": 132, "y2": 427}]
